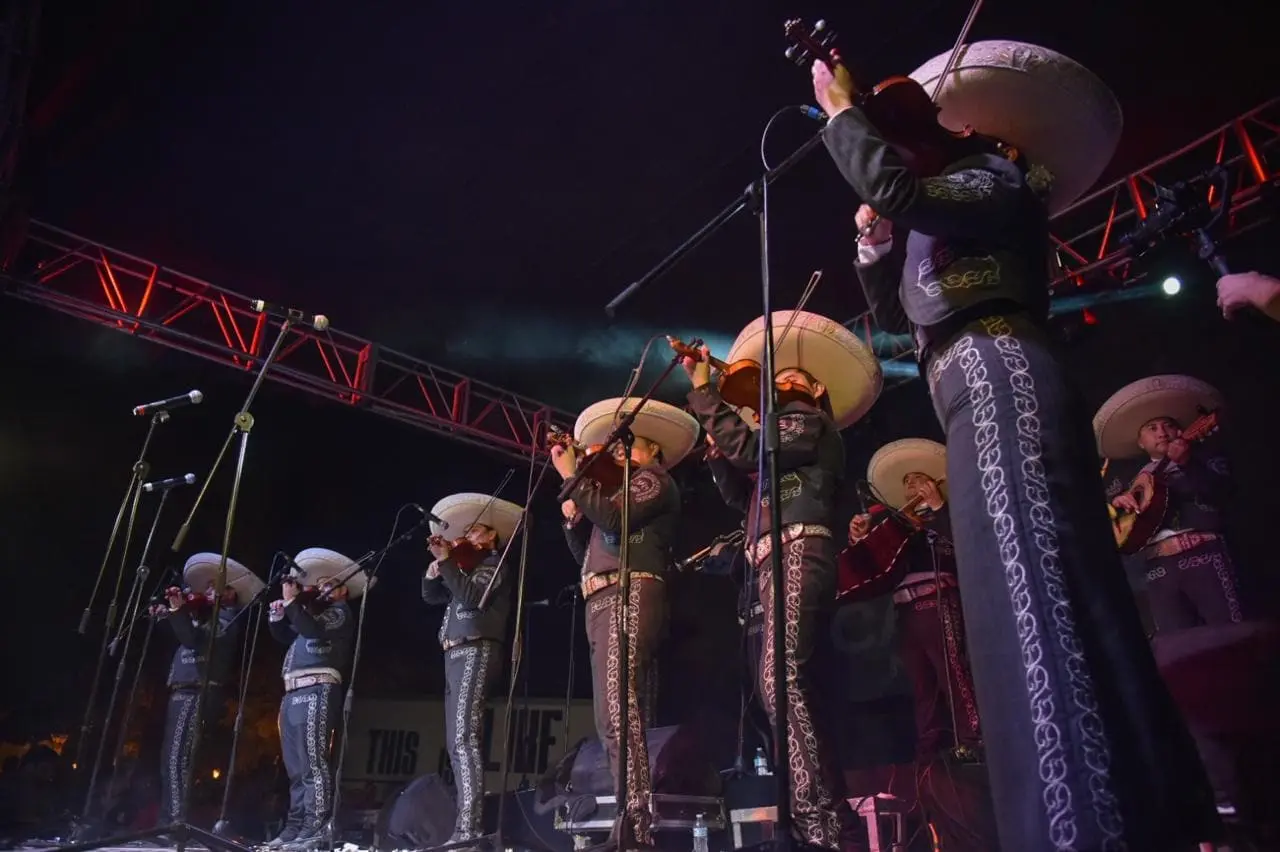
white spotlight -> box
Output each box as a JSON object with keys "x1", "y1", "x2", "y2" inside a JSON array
[{"x1": 1161, "y1": 276, "x2": 1182, "y2": 296}]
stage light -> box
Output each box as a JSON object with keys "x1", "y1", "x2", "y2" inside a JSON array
[
  {"x1": 1162, "y1": 276, "x2": 1182, "y2": 295},
  {"x1": 212, "y1": 768, "x2": 221, "y2": 780}
]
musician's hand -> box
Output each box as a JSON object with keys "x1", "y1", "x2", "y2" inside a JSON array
[
  {"x1": 681, "y1": 345, "x2": 711, "y2": 389},
  {"x1": 811, "y1": 52, "x2": 857, "y2": 119},
  {"x1": 428, "y1": 537, "x2": 452, "y2": 561},
  {"x1": 848, "y1": 513, "x2": 872, "y2": 544},
  {"x1": 1166, "y1": 438, "x2": 1191, "y2": 466},
  {"x1": 855, "y1": 204, "x2": 892, "y2": 245},
  {"x1": 150, "y1": 602, "x2": 170, "y2": 617},
  {"x1": 1112, "y1": 493, "x2": 1141, "y2": 514},
  {"x1": 269, "y1": 600, "x2": 286, "y2": 619},
  {"x1": 551, "y1": 444, "x2": 577, "y2": 480},
  {"x1": 425, "y1": 560, "x2": 441, "y2": 580},
  {"x1": 1217, "y1": 271, "x2": 1280, "y2": 320},
  {"x1": 561, "y1": 499, "x2": 578, "y2": 521},
  {"x1": 165, "y1": 587, "x2": 184, "y2": 610},
  {"x1": 281, "y1": 578, "x2": 299, "y2": 603}
]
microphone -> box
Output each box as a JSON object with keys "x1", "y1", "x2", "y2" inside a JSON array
[
  {"x1": 412, "y1": 504, "x2": 449, "y2": 529},
  {"x1": 248, "y1": 299, "x2": 330, "y2": 331},
  {"x1": 133, "y1": 390, "x2": 203, "y2": 417},
  {"x1": 143, "y1": 473, "x2": 197, "y2": 492},
  {"x1": 797, "y1": 105, "x2": 828, "y2": 123}
]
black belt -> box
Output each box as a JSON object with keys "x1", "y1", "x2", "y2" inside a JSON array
[
  {"x1": 171, "y1": 682, "x2": 219, "y2": 691},
  {"x1": 916, "y1": 300, "x2": 1033, "y2": 366}
]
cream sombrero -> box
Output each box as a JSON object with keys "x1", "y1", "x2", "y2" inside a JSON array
[
  {"x1": 574, "y1": 398, "x2": 700, "y2": 469},
  {"x1": 182, "y1": 552, "x2": 265, "y2": 600},
  {"x1": 726, "y1": 310, "x2": 882, "y2": 430},
  {"x1": 910, "y1": 41, "x2": 1123, "y2": 214},
  {"x1": 1093, "y1": 375, "x2": 1223, "y2": 460},
  {"x1": 868, "y1": 439, "x2": 948, "y2": 509},
  {"x1": 292, "y1": 547, "x2": 373, "y2": 599},
  {"x1": 428, "y1": 493, "x2": 525, "y2": 544}
]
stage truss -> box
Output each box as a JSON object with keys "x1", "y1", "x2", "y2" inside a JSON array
[
  {"x1": 2, "y1": 224, "x2": 576, "y2": 462},
  {"x1": 846, "y1": 96, "x2": 1280, "y2": 388}
]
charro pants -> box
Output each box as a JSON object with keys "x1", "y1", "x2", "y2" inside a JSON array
[
  {"x1": 159, "y1": 687, "x2": 219, "y2": 822},
  {"x1": 896, "y1": 588, "x2": 981, "y2": 759},
  {"x1": 926, "y1": 313, "x2": 1219, "y2": 852},
  {"x1": 279, "y1": 682, "x2": 341, "y2": 831},
  {"x1": 756, "y1": 536, "x2": 849, "y2": 852},
  {"x1": 1146, "y1": 540, "x2": 1245, "y2": 634},
  {"x1": 586, "y1": 577, "x2": 664, "y2": 845},
  {"x1": 444, "y1": 640, "x2": 502, "y2": 841}
]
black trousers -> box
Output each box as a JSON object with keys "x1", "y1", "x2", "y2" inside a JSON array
[
  {"x1": 444, "y1": 640, "x2": 502, "y2": 842},
  {"x1": 1146, "y1": 539, "x2": 1245, "y2": 633},
  {"x1": 585, "y1": 577, "x2": 664, "y2": 845},
  {"x1": 159, "y1": 687, "x2": 218, "y2": 822},
  {"x1": 896, "y1": 588, "x2": 981, "y2": 759},
  {"x1": 925, "y1": 313, "x2": 1220, "y2": 852},
  {"x1": 279, "y1": 682, "x2": 341, "y2": 831},
  {"x1": 755, "y1": 535, "x2": 850, "y2": 852}
]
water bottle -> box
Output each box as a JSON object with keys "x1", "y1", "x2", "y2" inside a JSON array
[
  {"x1": 692, "y1": 813, "x2": 709, "y2": 852},
  {"x1": 753, "y1": 747, "x2": 771, "y2": 776}
]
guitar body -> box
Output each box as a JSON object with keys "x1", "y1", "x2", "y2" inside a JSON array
[
  {"x1": 836, "y1": 515, "x2": 916, "y2": 603},
  {"x1": 1114, "y1": 480, "x2": 1171, "y2": 554}
]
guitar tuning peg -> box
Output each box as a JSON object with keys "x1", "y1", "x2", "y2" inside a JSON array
[{"x1": 814, "y1": 19, "x2": 827, "y2": 32}]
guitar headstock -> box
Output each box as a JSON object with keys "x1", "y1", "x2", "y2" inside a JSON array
[
  {"x1": 1183, "y1": 409, "x2": 1220, "y2": 442},
  {"x1": 784, "y1": 18, "x2": 838, "y2": 69}
]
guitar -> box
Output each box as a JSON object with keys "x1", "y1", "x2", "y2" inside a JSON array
[{"x1": 1110, "y1": 409, "x2": 1220, "y2": 553}]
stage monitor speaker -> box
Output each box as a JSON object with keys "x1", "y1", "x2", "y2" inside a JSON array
[
  {"x1": 374, "y1": 772, "x2": 456, "y2": 851},
  {"x1": 568, "y1": 725, "x2": 720, "y2": 797}
]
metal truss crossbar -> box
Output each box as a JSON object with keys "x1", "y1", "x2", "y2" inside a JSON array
[{"x1": 3, "y1": 224, "x2": 576, "y2": 462}]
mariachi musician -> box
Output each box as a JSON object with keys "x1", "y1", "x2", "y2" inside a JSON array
[
  {"x1": 422, "y1": 492, "x2": 524, "y2": 851},
  {"x1": 267, "y1": 548, "x2": 364, "y2": 849},
  {"x1": 153, "y1": 553, "x2": 259, "y2": 824},
  {"x1": 551, "y1": 397, "x2": 696, "y2": 851},
  {"x1": 811, "y1": 38, "x2": 1220, "y2": 850},
  {"x1": 682, "y1": 310, "x2": 881, "y2": 852},
  {"x1": 845, "y1": 440, "x2": 980, "y2": 763},
  {"x1": 1095, "y1": 375, "x2": 1245, "y2": 635}
]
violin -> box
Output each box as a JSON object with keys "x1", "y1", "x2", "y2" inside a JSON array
[
  {"x1": 428, "y1": 535, "x2": 491, "y2": 573},
  {"x1": 153, "y1": 587, "x2": 214, "y2": 620},
  {"x1": 545, "y1": 429, "x2": 626, "y2": 495},
  {"x1": 666, "y1": 336, "x2": 819, "y2": 413}
]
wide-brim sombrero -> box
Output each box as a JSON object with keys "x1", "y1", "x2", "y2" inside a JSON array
[
  {"x1": 292, "y1": 547, "x2": 372, "y2": 599},
  {"x1": 182, "y1": 552, "x2": 265, "y2": 600},
  {"x1": 575, "y1": 398, "x2": 700, "y2": 469},
  {"x1": 428, "y1": 493, "x2": 525, "y2": 544},
  {"x1": 909, "y1": 41, "x2": 1123, "y2": 214},
  {"x1": 868, "y1": 439, "x2": 948, "y2": 509},
  {"x1": 726, "y1": 310, "x2": 882, "y2": 430},
  {"x1": 1093, "y1": 374, "x2": 1223, "y2": 460}
]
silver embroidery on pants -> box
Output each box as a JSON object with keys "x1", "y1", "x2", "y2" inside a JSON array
[
  {"x1": 452, "y1": 643, "x2": 492, "y2": 840},
  {"x1": 604, "y1": 583, "x2": 653, "y2": 843},
  {"x1": 165, "y1": 692, "x2": 197, "y2": 819},
  {"x1": 302, "y1": 685, "x2": 334, "y2": 823}
]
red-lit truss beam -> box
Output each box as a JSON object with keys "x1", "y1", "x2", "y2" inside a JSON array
[
  {"x1": 845, "y1": 97, "x2": 1280, "y2": 389},
  {"x1": 2, "y1": 224, "x2": 576, "y2": 463}
]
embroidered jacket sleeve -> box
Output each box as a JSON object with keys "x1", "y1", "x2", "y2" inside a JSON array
[
  {"x1": 284, "y1": 599, "x2": 353, "y2": 640},
  {"x1": 855, "y1": 238, "x2": 911, "y2": 334},
  {"x1": 707, "y1": 455, "x2": 753, "y2": 512},
  {"x1": 421, "y1": 572, "x2": 451, "y2": 606},
  {"x1": 569, "y1": 468, "x2": 672, "y2": 534},
  {"x1": 823, "y1": 107, "x2": 1024, "y2": 239},
  {"x1": 563, "y1": 520, "x2": 591, "y2": 566},
  {"x1": 687, "y1": 385, "x2": 826, "y2": 472},
  {"x1": 166, "y1": 611, "x2": 204, "y2": 649},
  {"x1": 435, "y1": 555, "x2": 501, "y2": 610},
  {"x1": 268, "y1": 610, "x2": 296, "y2": 645}
]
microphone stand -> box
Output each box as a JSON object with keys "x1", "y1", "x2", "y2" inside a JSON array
[
  {"x1": 605, "y1": 121, "x2": 830, "y2": 852},
  {"x1": 71, "y1": 409, "x2": 169, "y2": 813},
  {"x1": 554, "y1": 351, "x2": 685, "y2": 852},
  {"x1": 57, "y1": 317, "x2": 301, "y2": 852},
  {"x1": 212, "y1": 577, "x2": 275, "y2": 839},
  {"x1": 326, "y1": 515, "x2": 433, "y2": 850},
  {"x1": 81, "y1": 489, "x2": 175, "y2": 825}
]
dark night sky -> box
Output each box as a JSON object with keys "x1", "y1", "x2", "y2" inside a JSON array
[{"x1": 2, "y1": 0, "x2": 1279, "y2": 737}]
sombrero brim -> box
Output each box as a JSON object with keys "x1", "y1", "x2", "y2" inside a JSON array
[
  {"x1": 726, "y1": 311, "x2": 882, "y2": 430},
  {"x1": 575, "y1": 398, "x2": 700, "y2": 469},
  {"x1": 867, "y1": 439, "x2": 948, "y2": 509},
  {"x1": 910, "y1": 41, "x2": 1122, "y2": 214},
  {"x1": 182, "y1": 552, "x2": 264, "y2": 600},
  {"x1": 428, "y1": 494, "x2": 524, "y2": 544},
  {"x1": 1093, "y1": 375, "x2": 1223, "y2": 460},
  {"x1": 292, "y1": 547, "x2": 371, "y2": 599}
]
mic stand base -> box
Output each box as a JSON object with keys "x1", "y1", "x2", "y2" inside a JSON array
[{"x1": 52, "y1": 822, "x2": 253, "y2": 852}]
